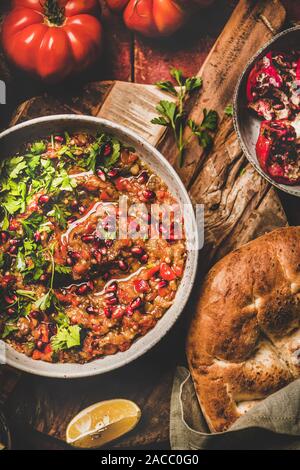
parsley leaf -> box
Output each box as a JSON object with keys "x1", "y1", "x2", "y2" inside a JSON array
[
  {"x1": 55, "y1": 265, "x2": 72, "y2": 274},
  {"x1": 10, "y1": 158, "x2": 27, "y2": 179},
  {"x1": 51, "y1": 324, "x2": 81, "y2": 352},
  {"x1": 35, "y1": 290, "x2": 54, "y2": 312},
  {"x1": 21, "y1": 212, "x2": 44, "y2": 238},
  {"x1": 48, "y1": 204, "x2": 70, "y2": 230},
  {"x1": 30, "y1": 141, "x2": 46, "y2": 155},
  {"x1": 1, "y1": 323, "x2": 18, "y2": 339},
  {"x1": 188, "y1": 109, "x2": 219, "y2": 151},
  {"x1": 102, "y1": 139, "x2": 121, "y2": 168},
  {"x1": 16, "y1": 290, "x2": 36, "y2": 301},
  {"x1": 225, "y1": 104, "x2": 234, "y2": 117},
  {"x1": 152, "y1": 68, "x2": 203, "y2": 167},
  {"x1": 155, "y1": 80, "x2": 177, "y2": 96}
]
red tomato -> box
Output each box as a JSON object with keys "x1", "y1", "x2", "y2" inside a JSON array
[
  {"x1": 106, "y1": 0, "x2": 215, "y2": 37},
  {"x1": 105, "y1": 0, "x2": 128, "y2": 10},
  {"x1": 106, "y1": 0, "x2": 187, "y2": 37},
  {"x1": 2, "y1": 0, "x2": 103, "y2": 83},
  {"x1": 159, "y1": 262, "x2": 176, "y2": 281}
]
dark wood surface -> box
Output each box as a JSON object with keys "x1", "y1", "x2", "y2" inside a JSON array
[{"x1": 0, "y1": 0, "x2": 299, "y2": 450}]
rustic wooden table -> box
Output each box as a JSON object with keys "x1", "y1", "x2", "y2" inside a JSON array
[{"x1": 0, "y1": 0, "x2": 300, "y2": 450}]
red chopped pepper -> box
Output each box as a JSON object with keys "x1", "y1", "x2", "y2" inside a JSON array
[
  {"x1": 146, "y1": 265, "x2": 160, "y2": 279},
  {"x1": 159, "y1": 262, "x2": 176, "y2": 281}
]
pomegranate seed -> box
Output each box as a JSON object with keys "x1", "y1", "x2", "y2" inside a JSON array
[
  {"x1": 70, "y1": 199, "x2": 79, "y2": 210},
  {"x1": 0, "y1": 231, "x2": 9, "y2": 244},
  {"x1": 8, "y1": 220, "x2": 19, "y2": 231},
  {"x1": 103, "y1": 272, "x2": 110, "y2": 281},
  {"x1": 137, "y1": 171, "x2": 149, "y2": 184},
  {"x1": 111, "y1": 306, "x2": 125, "y2": 319},
  {"x1": 3, "y1": 274, "x2": 14, "y2": 283},
  {"x1": 105, "y1": 239, "x2": 113, "y2": 247},
  {"x1": 130, "y1": 297, "x2": 143, "y2": 310},
  {"x1": 34, "y1": 232, "x2": 41, "y2": 243},
  {"x1": 141, "y1": 254, "x2": 149, "y2": 264},
  {"x1": 97, "y1": 169, "x2": 106, "y2": 181},
  {"x1": 81, "y1": 234, "x2": 95, "y2": 243},
  {"x1": 77, "y1": 284, "x2": 89, "y2": 295},
  {"x1": 158, "y1": 280, "x2": 168, "y2": 288},
  {"x1": 100, "y1": 246, "x2": 107, "y2": 255},
  {"x1": 7, "y1": 307, "x2": 16, "y2": 316},
  {"x1": 107, "y1": 168, "x2": 119, "y2": 178},
  {"x1": 106, "y1": 297, "x2": 118, "y2": 306},
  {"x1": 66, "y1": 257, "x2": 73, "y2": 266},
  {"x1": 4, "y1": 294, "x2": 17, "y2": 305},
  {"x1": 103, "y1": 143, "x2": 112, "y2": 156},
  {"x1": 104, "y1": 307, "x2": 111, "y2": 318},
  {"x1": 9, "y1": 238, "x2": 21, "y2": 246},
  {"x1": 86, "y1": 306, "x2": 98, "y2": 314},
  {"x1": 36, "y1": 340, "x2": 44, "y2": 351},
  {"x1": 143, "y1": 190, "x2": 155, "y2": 201},
  {"x1": 105, "y1": 281, "x2": 118, "y2": 293},
  {"x1": 126, "y1": 305, "x2": 134, "y2": 316},
  {"x1": 94, "y1": 250, "x2": 102, "y2": 263},
  {"x1": 134, "y1": 279, "x2": 149, "y2": 293},
  {"x1": 118, "y1": 260, "x2": 128, "y2": 271},
  {"x1": 104, "y1": 292, "x2": 117, "y2": 300},
  {"x1": 39, "y1": 274, "x2": 49, "y2": 282},
  {"x1": 30, "y1": 311, "x2": 42, "y2": 320},
  {"x1": 38, "y1": 194, "x2": 50, "y2": 205},
  {"x1": 68, "y1": 251, "x2": 81, "y2": 261},
  {"x1": 131, "y1": 246, "x2": 144, "y2": 257},
  {"x1": 79, "y1": 206, "x2": 85, "y2": 215},
  {"x1": 159, "y1": 223, "x2": 167, "y2": 234},
  {"x1": 87, "y1": 281, "x2": 94, "y2": 291},
  {"x1": 9, "y1": 245, "x2": 18, "y2": 255},
  {"x1": 55, "y1": 135, "x2": 64, "y2": 142}
]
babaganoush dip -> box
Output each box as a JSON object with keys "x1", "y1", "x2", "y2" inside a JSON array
[{"x1": 0, "y1": 132, "x2": 186, "y2": 363}]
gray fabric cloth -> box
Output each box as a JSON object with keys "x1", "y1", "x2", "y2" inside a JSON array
[{"x1": 170, "y1": 366, "x2": 300, "y2": 450}]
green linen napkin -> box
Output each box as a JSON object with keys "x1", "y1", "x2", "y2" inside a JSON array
[{"x1": 170, "y1": 367, "x2": 300, "y2": 450}]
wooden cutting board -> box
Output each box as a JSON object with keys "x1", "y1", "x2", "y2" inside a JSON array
[{"x1": 0, "y1": 0, "x2": 288, "y2": 449}]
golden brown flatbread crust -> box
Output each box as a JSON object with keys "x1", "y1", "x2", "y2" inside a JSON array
[{"x1": 186, "y1": 227, "x2": 300, "y2": 432}]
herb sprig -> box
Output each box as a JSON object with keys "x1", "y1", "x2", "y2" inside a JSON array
[
  {"x1": 187, "y1": 109, "x2": 218, "y2": 150},
  {"x1": 152, "y1": 69, "x2": 202, "y2": 167},
  {"x1": 152, "y1": 68, "x2": 219, "y2": 167}
]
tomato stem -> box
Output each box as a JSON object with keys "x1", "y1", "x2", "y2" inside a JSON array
[{"x1": 44, "y1": 0, "x2": 65, "y2": 26}]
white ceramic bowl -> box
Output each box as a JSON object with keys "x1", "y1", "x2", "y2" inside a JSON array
[
  {"x1": 0, "y1": 115, "x2": 198, "y2": 378},
  {"x1": 234, "y1": 26, "x2": 300, "y2": 197}
]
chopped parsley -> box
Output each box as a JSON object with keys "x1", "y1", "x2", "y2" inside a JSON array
[{"x1": 51, "y1": 324, "x2": 81, "y2": 352}]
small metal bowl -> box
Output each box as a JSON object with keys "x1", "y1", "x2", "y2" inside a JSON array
[{"x1": 234, "y1": 26, "x2": 300, "y2": 197}]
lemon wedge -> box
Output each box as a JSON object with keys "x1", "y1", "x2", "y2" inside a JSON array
[{"x1": 66, "y1": 399, "x2": 141, "y2": 449}]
